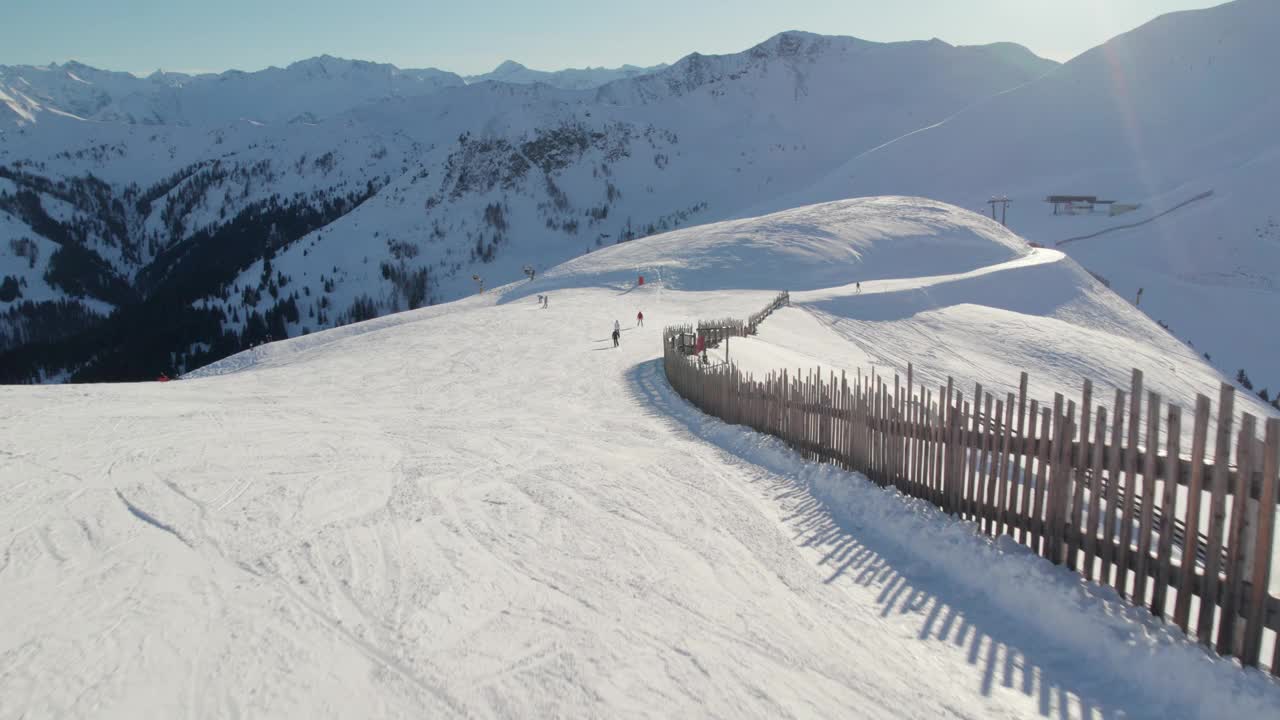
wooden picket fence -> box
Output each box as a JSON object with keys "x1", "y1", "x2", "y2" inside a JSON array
[
  {"x1": 682, "y1": 292, "x2": 791, "y2": 346},
  {"x1": 662, "y1": 299, "x2": 1280, "y2": 675},
  {"x1": 747, "y1": 292, "x2": 790, "y2": 333}
]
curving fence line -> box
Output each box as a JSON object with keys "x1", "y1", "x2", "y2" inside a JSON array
[{"x1": 662, "y1": 294, "x2": 1280, "y2": 675}]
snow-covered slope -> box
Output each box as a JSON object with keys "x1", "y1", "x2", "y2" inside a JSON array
[
  {"x1": 532, "y1": 195, "x2": 1277, "y2": 427},
  {"x1": 767, "y1": 0, "x2": 1280, "y2": 393},
  {"x1": 3, "y1": 198, "x2": 1276, "y2": 718},
  {"x1": 464, "y1": 60, "x2": 667, "y2": 89},
  {"x1": 528, "y1": 196, "x2": 1031, "y2": 294}
]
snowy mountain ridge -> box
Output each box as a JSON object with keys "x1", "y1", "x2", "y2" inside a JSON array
[
  {"x1": 0, "y1": 56, "x2": 466, "y2": 127},
  {"x1": 464, "y1": 59, "x2": 669, "y2": 90},
  {"x1": 0, "y1": 29, "x2": 1054, "y2": 382}
]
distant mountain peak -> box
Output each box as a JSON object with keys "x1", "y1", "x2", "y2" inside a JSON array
[
  {"x1": 0, "y1": 54, "x2": 464, "y2": 128},
  {"x1": 749, "y1": 30, "x2": 829, "y2": 58},
  {"x1": 957, "y1": 41, "x2": 1059, "y2": 74},
  {"x1": 286, "y1": 55, "x2": 365, "y2": 72},
  {"x1": 464, "y1": 59, "x2": 666, "y2": 89}
]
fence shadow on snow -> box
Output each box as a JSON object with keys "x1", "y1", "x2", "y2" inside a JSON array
[
  {"x1": 660, "y1": 292, "x2": 1280, "y2": 681},
  {"x1": 630, "y1": 358, "x2": 1168, "y2": 719}
]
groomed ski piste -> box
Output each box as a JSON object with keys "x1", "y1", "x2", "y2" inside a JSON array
[{"x1": 2, "y1": 197, "x2": 1278, "y2": 718}]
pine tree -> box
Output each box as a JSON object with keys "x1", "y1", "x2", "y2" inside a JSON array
[{"x1": 1237, "y1": 369, "x2": 1254, "y2": 390}]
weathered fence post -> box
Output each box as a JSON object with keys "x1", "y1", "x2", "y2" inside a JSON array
[
  {"x1": 1067, "y1": 380, "x2": 1093, "y2": 571},
  {"x1": 1020, "y1": 398, "x2": 1041, "y2": 546},
  {"x1": 1045, "y1": 396, "x2": 1072, "y2": 565},
  {"x1": 1117, "y1": 370, "x2": 1144, "y2": 598},
  {"x1": 1219, "y1": 413, "x2": 1254, "y2": 654},
  {"x1": 1242, "y1": 418, "x2": 1278, "y2": 669},
  {"x1": 1101, "y1": 388, "x2": 1126, "y2": 586},
  {"x1": 1133, "y1": 391, "x2": 1162, "y2": 605},
  {"x1": 1174, "y1": 394, "x2": 1212, "y2": 632},
  {"x1": 1198, "y1": 384, "x2": 1236, "y2": 645},
  {"x1": 1032, "y1": 404, "x2": 1052, "y2": 553},
  {"x1": 1152, "y1": 404, "x2": 1182, "y2": 619},
  {"x1": 1084, "y1": 407, "x2": 1109, "y2": 583}
]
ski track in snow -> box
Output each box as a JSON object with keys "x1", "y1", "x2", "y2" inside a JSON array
[{"x1": 2, "y1": 200, "x2": 1279, "y2": 718}]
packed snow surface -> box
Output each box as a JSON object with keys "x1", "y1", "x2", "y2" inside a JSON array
[{"x1": 3, "y1": 199, "x2": 1278, "y2": 718}]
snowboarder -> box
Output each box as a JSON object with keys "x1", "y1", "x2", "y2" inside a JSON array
[
  {"x1": 636, "y1": 310, "x2": 644, "y2": 327},
  {"x1": 612, "y1": 320, "x2": 621, "y2": 347}
]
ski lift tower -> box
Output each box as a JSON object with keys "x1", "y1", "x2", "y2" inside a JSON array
[{"x1": 988, "y1": 196, "x2": 1011, "y2": 227}]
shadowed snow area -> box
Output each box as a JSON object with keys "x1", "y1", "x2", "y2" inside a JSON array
[{"x1": 3, "y1": 198, "x2": 1278, "y2": 718}]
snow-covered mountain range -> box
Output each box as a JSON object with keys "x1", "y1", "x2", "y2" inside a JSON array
[
  {"x1": 463, "y1": 60, "x2": 668, "y2": 89},
  {"x1": 1, "y1": 0, "x2": 1276, "y2": 389},
  {"x1": 0, "y1": 30, "x2": 1056, "y2": 381},
  {"x1": 0, "y1": 56, "x2": 670, "y2": 130},
  {"x1": 0, "y1": 56, "x2": 465, "y2": 126}
]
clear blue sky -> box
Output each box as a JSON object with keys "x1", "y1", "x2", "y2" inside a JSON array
[{"x1": 1, "y1": 0, "x2": 1225, "y2": 76}]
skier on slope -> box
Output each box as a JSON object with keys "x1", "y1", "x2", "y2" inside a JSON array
[
  {"x1": 636, "y1": 310, "x2": 644, "y2": 327},
  {"x1": 612, "y1": 320, "x2": 621, "y2": 348}
]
